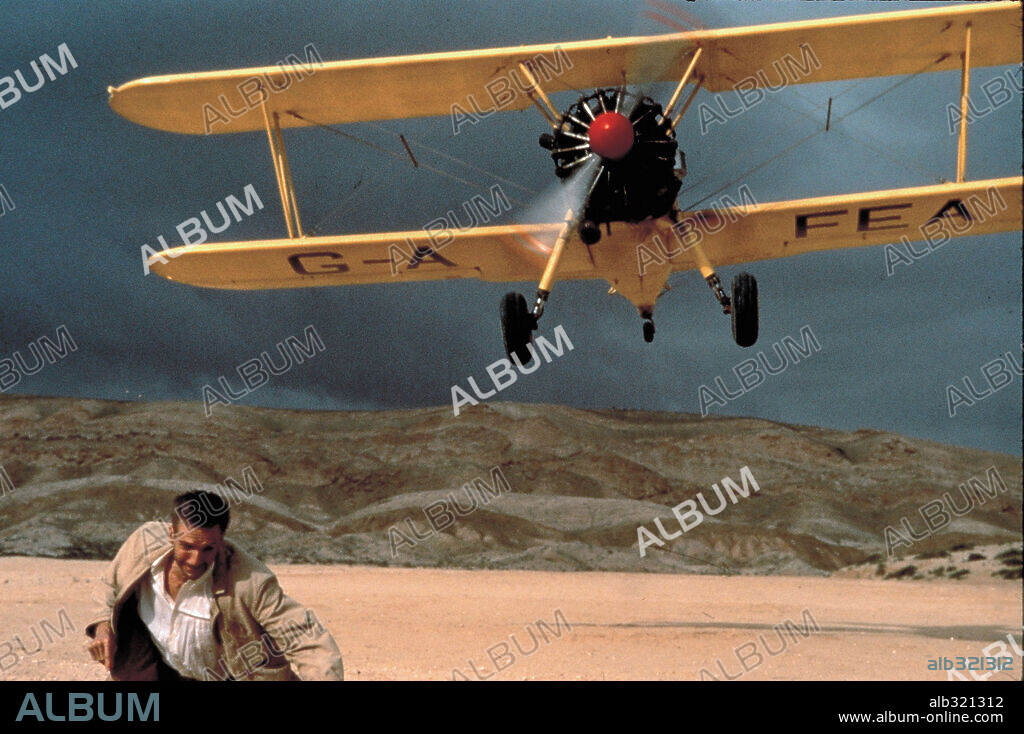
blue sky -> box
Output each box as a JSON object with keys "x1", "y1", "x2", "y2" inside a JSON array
[{"x1": 1, "y1": 0, "x2": 1021, "y2": 454}]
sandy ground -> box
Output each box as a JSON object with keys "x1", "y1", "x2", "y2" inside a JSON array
[{"x1": 0, "y1": 557, "x2": 1019, "y2": 681}]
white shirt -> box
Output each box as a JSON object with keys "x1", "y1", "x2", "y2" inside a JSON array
[{"x1": 137, "y1": 554, "x2": 219, "y2": 680}]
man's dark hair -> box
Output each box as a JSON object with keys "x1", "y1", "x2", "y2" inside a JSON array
[{"x1": 172, "y1": 490, "x2": 230, "y2": 533}]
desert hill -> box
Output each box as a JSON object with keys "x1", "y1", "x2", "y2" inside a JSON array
[{"x1": 1, "y1": 394, "x2": 1019, "y2": 576}]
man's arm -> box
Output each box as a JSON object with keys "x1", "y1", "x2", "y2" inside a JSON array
[
  {"x1": 84, "y1": 521, "x2": 167, "y2": 670},
  {"x1": 84, "y1": 530, "x2": 135, "y2": 672},
  {"x1": 251, "y1": 575, "x2": 344, "y2": 681}
]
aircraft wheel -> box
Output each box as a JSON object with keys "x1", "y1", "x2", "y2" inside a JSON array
[
  {"x1": 643, "y1": 319, "x2": 655, "y2": 343},
  {"x1": 731, "y1": 273, "x2": 758, "y2": 347},
  {"x1": 500, "y1": 292, "x2": 535, "y2": 365}
]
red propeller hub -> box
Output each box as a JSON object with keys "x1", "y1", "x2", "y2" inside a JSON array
[{"x1": 588, "y1": 111, "x2": 634, "y2": 160}]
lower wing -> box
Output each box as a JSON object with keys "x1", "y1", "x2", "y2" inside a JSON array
[
  {"x1": 147, "y1": 223, "x2": 598, "y2": 289},
  {"x1": 146, "y1": 177, "x2": 1021, "y2": 289},
  {"x1": 664, "y1": 177, "x2": 1022, "y2": 271}
]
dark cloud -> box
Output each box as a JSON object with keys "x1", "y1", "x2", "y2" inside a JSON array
[{"x1": 1, "y1": 1, "x2": 1020, "y2": 454}]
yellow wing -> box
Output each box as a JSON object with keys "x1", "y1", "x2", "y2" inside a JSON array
[
  {"x1": 661, "y1": 177, "x2": 1023, "y2": 272},
  {"x1": 149, "y1": 178, "x2": 1021, "y2": 291},
  {"x1": 109, "y1": 3, "x2": 1021, "y2": 135},
  {"x1": 148, "y1": 223, "x2": 600, "y2": 289}
]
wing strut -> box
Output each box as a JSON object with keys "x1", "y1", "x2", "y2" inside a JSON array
[
  {"x1": 517, "y1": 61, "x2": 561, "y2": 129},
  {"x1": 670, "y1": 75, "x2": 703, "y2": 132},
  {"x1": 261, "y1": 101, "x2": 304, "y2": 238},
  {"x1": 956, "y1": 23, "x2": 972, "y2": 183},
  {"x1": 663, "y1": 47, "x2": 703, "y2": 123}
]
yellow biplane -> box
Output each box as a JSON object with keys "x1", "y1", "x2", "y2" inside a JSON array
[{"x1": 109, "y1": 2, "x2": 1022, "y2": 362}]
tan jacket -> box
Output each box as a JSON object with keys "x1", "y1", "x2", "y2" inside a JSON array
[{"x1": 85, "y1": 521, "x2": 343, "y2": 681}]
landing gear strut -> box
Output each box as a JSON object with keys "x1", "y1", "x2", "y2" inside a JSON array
[
  {"x1": 670, "y1": 205, "x2": 759, "y2": 348},
  {"x1": 705, "y1": 273, "x2": 731, "y2": 315},
  {"x1": 503, "y1": 206, "x2": 576, "y2": 361}
]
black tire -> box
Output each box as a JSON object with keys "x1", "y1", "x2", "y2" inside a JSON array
[
  {"x1": 642, "y1": 320, "x2": 655, "y2": 343},
  {"x1": 731, "y1": 273, "x2": 758, "y2": 347},
  {"x1": 500, "y1": 292, "x2": 535, "y2": 365}
]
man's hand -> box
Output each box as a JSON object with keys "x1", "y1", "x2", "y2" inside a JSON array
[{"x1": 88, "y1": 621, "x2": 116, "y2": 671}]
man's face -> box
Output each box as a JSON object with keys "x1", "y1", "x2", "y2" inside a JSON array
[{"x1": 169, "y1": 522, "x2": 223, "y2": 580}]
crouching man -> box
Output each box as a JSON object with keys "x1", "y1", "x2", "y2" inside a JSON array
[{"x1": 85, "y1": 490, "x2": 343, "y2": 681}]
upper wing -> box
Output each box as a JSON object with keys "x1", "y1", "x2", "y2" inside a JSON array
[
  {"x1": 109, "y1": 3, "x2": 1021, "y2": 135},
  {"x1": 663, "y1": 177, "x2": 1023, "y2": 272},
  {"x1": 147, "y1": 223, "x2": 603, "y2": 289}
]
